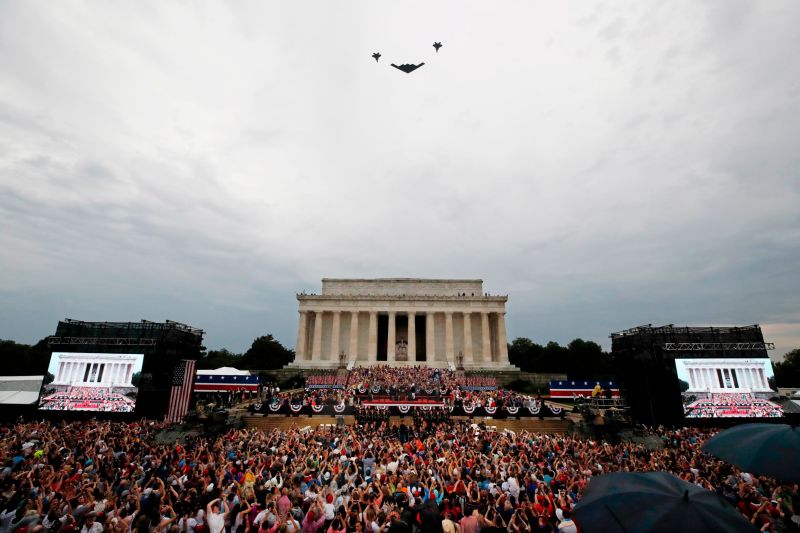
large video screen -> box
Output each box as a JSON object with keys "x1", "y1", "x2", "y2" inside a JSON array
[
  {"x1": 675, "y1": 358, "x2": 783, "y2": 418},
  {"x1": 39, "y1": 352, "x2": 144, "y2": 412}
]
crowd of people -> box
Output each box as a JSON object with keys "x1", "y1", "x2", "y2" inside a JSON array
[
  {"x1": 684, "y1": 393, "x2": 784, "y2": 419},
  {"x1": 347, "y1": 366, "x2": 460, "y2": 398},
  {"x1": 38, "y1": 387, "x2": 136, "y2": 413},
  {"x1": 306, "y1": 375, "x2": 347, "y2": 390},
  {"x1": 2, "y1": 418, "x2": 798, "y2": 533}
]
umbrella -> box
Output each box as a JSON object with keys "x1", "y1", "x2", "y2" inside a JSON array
[
  {"x1": 572, "y1": 471, "x2": 755, "y2": 533},
  {"x1": 702, "y1": 423, "x2": 800, "y2": 483}
]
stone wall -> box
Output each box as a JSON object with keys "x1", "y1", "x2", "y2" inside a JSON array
[{"x1": 321, "y1": 278, "x2": 484, "y2": 297}]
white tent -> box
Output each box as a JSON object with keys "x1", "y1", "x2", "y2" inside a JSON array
[
  {"x1": 0, "y1": 376, "x2": 44, "y2": 405},
  {"x1": 196, "y1": 367, "x2": 250, "y2": 376}
]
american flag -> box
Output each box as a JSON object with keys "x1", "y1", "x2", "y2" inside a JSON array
[{"x1": 167, "y1": 359, "x2": 196, "y2": 423}]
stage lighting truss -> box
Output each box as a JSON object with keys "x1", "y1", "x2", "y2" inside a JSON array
[{"x1": 47, "y1": 337, "x2": 157, "y2": 346}]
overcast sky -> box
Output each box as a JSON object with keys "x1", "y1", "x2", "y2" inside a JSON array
[{"x1": 1, "y1": 1, "x2": 798, "y2": 360}]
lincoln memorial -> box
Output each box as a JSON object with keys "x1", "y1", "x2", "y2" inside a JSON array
[
  {"x1": 292, "y1": 278, "x2": 516, "y2": 369},
  {"x1": 50, "y1": 352, "x2": 140, "y2": 389}
]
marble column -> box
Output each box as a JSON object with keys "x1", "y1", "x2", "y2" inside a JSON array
[
  {"x1": 445, "y1": 312, "x2": 454, "y2": 364},
  {"x1": 295, "y1": 311, "x2": 308, "y2": 362},
  {"x1": 463, "y1": 312, "x2": 473, "y2": 364},
  {"x1": 426, "y1": 312, "x2": 435, "y2": 362},
  {"x1": 349, "y1": 311, "x2": 359, "y2": 362},
  {"x1": 481, "y1": 312, "x2": 491, "y2": 363},
  {"x1": 387, "y1": 311, "x2": 396, "y2": 363},
  {"x1": 407, "y1": 312, "x2": 416, "y2": 361},
  {"x1": 330, "y1": 311, "x2": 341, "y2": 361},
  {"x1": 497, "y1": 312, "x2": 509, "y2": 363},
  {"x1": 368, "y1": 312, "x2": 378, "y2": 363},
  {"x1": 312, "y1": 311, "x2": 324, "y2": 361}
]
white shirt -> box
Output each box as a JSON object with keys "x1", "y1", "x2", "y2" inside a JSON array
[
  {"x1": 207, "y1": 512, "x2": 225, "y2": 533},
  {"x1": 558, "y1": 519, "x2": 578, "y2": 533},
  {"x1": 178, "y1": 517, "x2": 197, "y2": 533}
]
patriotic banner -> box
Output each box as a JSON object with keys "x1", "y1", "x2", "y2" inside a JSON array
[
  {"x1": 194, "y1": 373, "x2": 259, "y2": 393},
  {"x1": 167, "y1": 359, "x2": 196, "y2": 423},
  {"x1": 548, "y1": 380, "x2": 619, "y2": 398},
  {"x1": 252, "y1": 402, "x2": 565, "y2": 418}
]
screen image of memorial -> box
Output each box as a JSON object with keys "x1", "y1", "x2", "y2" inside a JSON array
[
  {"x1": 39, "y1": 352, "x2": 144, "y2": 412},
  {"x1": 675, "y1": 358, "x2": 783, "y2": 418}
]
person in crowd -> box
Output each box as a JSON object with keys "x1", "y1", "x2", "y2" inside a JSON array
[{"x1": 1, "y1": 417, "x2": 798, "y2": 533}]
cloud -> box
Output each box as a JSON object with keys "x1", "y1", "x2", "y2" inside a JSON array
[{"x1": 0, "y1": 0, "x2": 798, "y2": 355}]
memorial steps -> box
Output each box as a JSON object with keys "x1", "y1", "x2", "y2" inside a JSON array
[{"x1": 243, "y1": 415, "x2": 348, "y2": 431}]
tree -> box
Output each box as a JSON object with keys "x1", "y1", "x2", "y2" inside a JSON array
[
  {"x1": 774, "y1": 348, "x2": 800, "y2": 387},
  {"x1": 0, "y1": 338, "x2": 52, "y2": 375},
  {"x1": 197, "y1": 348, "x2": 241, "y2": 370},
  {"x1": 197, "y1": 334, "x2": 295, "y2": 370},
  {"x1": 243, "y1": 334, "x2": 294, "y2": 369},
  {"x1": 507, "y1": 337, "x2": 613, "y2": 378}
]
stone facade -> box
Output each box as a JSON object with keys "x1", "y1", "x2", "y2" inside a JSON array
[{"x1": 291, "y1": 279, "x2": 515, "y2": 369}]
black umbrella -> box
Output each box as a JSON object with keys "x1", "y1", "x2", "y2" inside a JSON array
[
  {"x1": 572, "y1": 471, "x2": 756, "y2": 533},
  {"x1": 702, "y1": 423, "x2": 800, "y2": 483}
]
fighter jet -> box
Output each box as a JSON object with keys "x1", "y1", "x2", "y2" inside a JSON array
[
  {"x1": 390, "y1": 63, "x2": 425, "y2": 74},
  {"x1": 372, "y1": 52, "x2": 381, "y2": 62},
  {"x1": 433, "y1": 42, "x2": 443, "y2": 52}
]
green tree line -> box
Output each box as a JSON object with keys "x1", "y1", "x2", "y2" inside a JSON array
[
  {"x1": 508, "y1": 337, "x2": 614, "y2": 378},
  {"x1": 0, "y1": 334, "x2": 295, "y2": 374}
]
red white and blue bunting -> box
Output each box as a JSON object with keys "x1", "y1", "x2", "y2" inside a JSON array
[
  {"x1": 289, "y1": 403, "x2": 303, "y2": 412},
  {"x1": 311, "y1": 404, "x2": 324, "y2": 413},
  {"x1": 398, "y1": 405, "x2": 410, "y2": 414},
  {"x1": 506, "y1": 406, "x2": 519, "y2": 415},
  {"x1": 334, "y1": 403, "x2": 346, "y2": 413}
]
